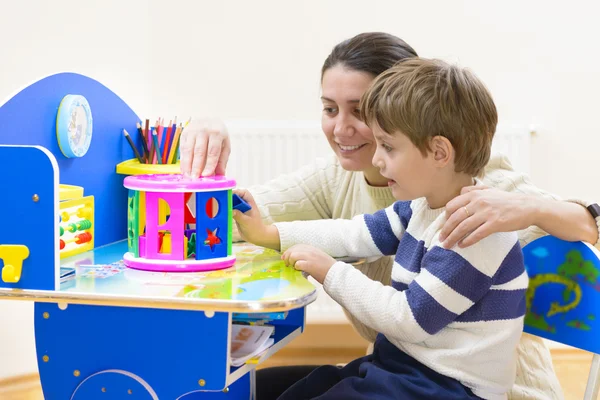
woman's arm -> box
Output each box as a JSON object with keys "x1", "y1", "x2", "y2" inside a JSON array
[
  {"x1": 231, "y1": 156, "x2": 343, "y2": 242},
  {"x1": 178, "y1": 119, "x2": 344, "y2": 239},
  {"x1": 439, "y1": 154, "x2": 599, "y2": 248},
  {"x1": 246, "y1": 156, "x2": 341, "y2": 225}
]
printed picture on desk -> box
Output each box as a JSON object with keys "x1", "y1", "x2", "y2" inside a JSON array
[
  {"x1": 59, "y1": 242, "x2": 316, "y2": 302},
  {"x1": 233, "y1": 242, "x2": 281, "y2": 262},
  {"x1": 177, "y1": 245, "x2": 314, "y2": 302},
  {"x1": 77, "y1": 260, "x2": 127, "y2": 279}
]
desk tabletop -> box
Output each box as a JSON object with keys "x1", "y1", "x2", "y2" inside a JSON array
[{"x1": 0, "y1": 241, "x2": 317, "y2": 312}]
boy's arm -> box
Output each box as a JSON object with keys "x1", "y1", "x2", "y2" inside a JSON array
[
  {"x1": 274, "y1": 202, "x2": 411, "y2": 257},
  {"x1": 324, "y1": 232, "x2": 527, "y2": 343}
]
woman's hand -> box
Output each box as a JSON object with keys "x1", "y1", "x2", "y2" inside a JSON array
[
  {"x1": 232, "y1": 189, "x2": 280, "y2": 250},
  {"x1": 439, "y1": 186, "x2": 533, "y2": 248},
  {"x1": 179, "y1": 118, "x2": 231, "y2": 178},
  {"x1": 282, "y1": 244, "x2": 337, "y2": 284}
]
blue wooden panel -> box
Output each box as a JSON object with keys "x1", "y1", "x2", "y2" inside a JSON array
[
  {"x1": 195, "y1": 190, "x2": 229, "y2": 260},
  {"x1": 0, "y1": 73, "x2": 142, "y2": 247},
  {"x1": 35, "y1": 303, "x2": 231, "y2": 399},
  {"x1": 270, "y1": 307, "x2": 306, "y2": 331},
  {"x1": 0, "y1": 146, "x2": 57, "y2": 290},
  {"x1": 523, "y1": 236, "x2": 600, "y2": 354}
]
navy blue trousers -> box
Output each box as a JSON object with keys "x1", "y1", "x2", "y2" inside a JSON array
[{"x1": 278, "y1": 335, "x2": 482, "y2": 400}]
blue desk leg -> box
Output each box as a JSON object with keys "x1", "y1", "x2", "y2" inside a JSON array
[{"x1": 34, "y1": 302, "x2": 255, "y2": 399}]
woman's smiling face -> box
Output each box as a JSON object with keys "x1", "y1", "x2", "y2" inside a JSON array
[{"x1": 321, "y1": 66, "x2": 378, "y2": 174}]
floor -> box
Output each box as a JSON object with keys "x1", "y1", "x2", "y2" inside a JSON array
[{"x1": 1, "y1": 325, "x2": 597, "y2": 400}]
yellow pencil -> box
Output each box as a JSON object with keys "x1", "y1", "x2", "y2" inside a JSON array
[{"x1": 167, "y1": 125, "x2": 182, "y2": 164}]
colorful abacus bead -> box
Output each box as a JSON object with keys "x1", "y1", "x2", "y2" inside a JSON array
[{"x1": 75, "y1": 232, "x2": 92, "y2": 244}]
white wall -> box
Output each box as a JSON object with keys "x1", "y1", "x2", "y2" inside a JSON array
[
  {"x1": 1, "y1": 0, "x2": 598, "y2": 378},
  {"x1": 147, "y1": 0, "x2": 600, "y2": 201}
]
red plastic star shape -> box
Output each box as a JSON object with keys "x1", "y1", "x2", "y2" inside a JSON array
[{"x1": 204, "y1": 228, "x2": 221, "y2": 250}]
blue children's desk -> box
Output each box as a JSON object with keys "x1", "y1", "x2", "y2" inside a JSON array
[
  {"x1": 0, "y1": 72, "x2": 317, "y2": 399},
  {"x1": 0, "y1": 241, "x2": 316, "y2": 399}
]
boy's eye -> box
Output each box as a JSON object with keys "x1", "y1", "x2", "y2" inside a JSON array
[{"x1": 323, "y1": 107, "x2": 337, "y2": 114}]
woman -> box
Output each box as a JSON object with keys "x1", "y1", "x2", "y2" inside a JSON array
[{"x1": 180, "y1": 33, "x2": 599, "y2": 399}]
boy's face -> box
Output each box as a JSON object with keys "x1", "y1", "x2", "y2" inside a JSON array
[{"x1": 371, "y1": 127, "x2": 437, "y2": 201}]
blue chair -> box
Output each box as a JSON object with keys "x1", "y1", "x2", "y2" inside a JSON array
[{"x1": 523, "y1": 236, "x2": 600, "y2": 399}]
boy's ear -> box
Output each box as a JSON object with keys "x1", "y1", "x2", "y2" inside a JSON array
[{"x1": 429, "y1": 136, "x2": 453, "y2": 167}]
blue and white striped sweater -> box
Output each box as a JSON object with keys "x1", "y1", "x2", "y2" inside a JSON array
[{"x1": 276, "y1": 198, "x2": 528, "y2": 400}]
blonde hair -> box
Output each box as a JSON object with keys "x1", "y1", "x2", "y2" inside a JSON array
[{"x1": 360, "y1": 58, "x2": 498, "y2": 176}]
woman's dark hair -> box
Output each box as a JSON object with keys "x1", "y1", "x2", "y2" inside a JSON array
[{"x1": 321, "y1": 32, "x2": 418, "y2": 80}]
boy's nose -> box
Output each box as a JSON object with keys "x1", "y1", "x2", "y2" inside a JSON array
[{"x1": 372, "y1": 148, "x2": 384, "y2": 169}]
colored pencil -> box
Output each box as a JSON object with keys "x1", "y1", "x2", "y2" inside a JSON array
[
  {"x1": 156, "y1": 121, "x2": 164, "y2": 164},
  {"x1": 174, "y1": 118, "x2": 192, "y2": 162},
  {"x1": 152, "y1": 129, "x2": 162, "y2": 164},
  {"x1": 136, "y1": 122, "x2": 149, "y2": 163},
  {"x1": 123, "y1": 116, "x2": 191, "y2": 165},
  {"x1": 145, "y1": 119, "x2": 152, "y2": 162},
  {"x1": 167, "y1": 124, "x2": 182, "y2": 164},
  {"x1": 162, "y1": 119, "x2": 172, "y2": 164},
  {"x1": 123, "y1": 129, "x2": 144, "y2": 164},
  {"x1": 148, "y1": 136, "x2": 155, "y2": 165},
  {"x1": 150, "y1": 127, "x2": 157, "y2": 163}
]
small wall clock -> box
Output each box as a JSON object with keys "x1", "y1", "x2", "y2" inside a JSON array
[{"x1": 56, "y1": 94, "x2": 93, "y2": 158}]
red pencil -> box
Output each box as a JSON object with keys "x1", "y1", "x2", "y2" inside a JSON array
[{"x1": 162, "y1": 120, "x2": 173, "y2": 164}]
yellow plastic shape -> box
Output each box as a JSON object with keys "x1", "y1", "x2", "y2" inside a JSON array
[
  {"x1": 116, "y1": 159, "x2": 180, "y2": 176},
  {"x1": 0, "y1": 245, "x2": 30, "y2": 283},
  {"x1": 158, "y1": 198, "x2": 170, "y2": 225},
  {"x1": 138, "y1": 191, "x2": 146, "y2": 234},
  {"x1": 59, "y1": 184, "x2": 84, "y2": 201},
  {"x1": 161, "y1": 233, "x2": 172, "y2": 253}
]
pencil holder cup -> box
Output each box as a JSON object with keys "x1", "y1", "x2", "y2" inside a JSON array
[
  {"x1": 116, "y1": 158, "x2": 181, "y2": 176},
  {"x1": 122, "y1": 173, "x2": 236, "y2": 272}
]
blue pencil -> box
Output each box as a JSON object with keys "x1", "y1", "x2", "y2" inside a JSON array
[{"x1": 152, "y1": 130, "x2": 162, "y2": 164}]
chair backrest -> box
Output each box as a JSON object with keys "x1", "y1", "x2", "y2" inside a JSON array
[{"x1": 523, "y1": 235, "x2": 600, "y2": 399}]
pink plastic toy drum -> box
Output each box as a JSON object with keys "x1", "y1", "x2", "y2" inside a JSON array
[{"x1": 123, "y1": 174, "x2": 236, "y2": 272}]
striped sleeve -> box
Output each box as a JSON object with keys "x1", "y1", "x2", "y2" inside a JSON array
[
  {"x1": 275, "y1": 201, "x2": 411, "y2": 258},
  {"x1": 324, "y1": 231, "x2": 526, "y2": 343}
]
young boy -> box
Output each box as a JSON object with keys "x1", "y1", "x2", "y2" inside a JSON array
[{"x1": 233, "y1": 58, "x2": 527, "y2": 400}]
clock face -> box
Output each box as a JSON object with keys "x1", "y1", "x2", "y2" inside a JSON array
[{"x1": 57, "y1": 95, "x2": 93, "y2": 158}]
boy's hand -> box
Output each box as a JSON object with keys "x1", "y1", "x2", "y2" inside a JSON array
[
  {"x1": 232, "y1": 189, "x2": 280, "y2": 250},
  {"x1": 282, "y1": 244, "x2": 337, "y2": 284}
]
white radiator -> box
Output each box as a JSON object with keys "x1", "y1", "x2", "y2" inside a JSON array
[
  {"x1": 226, "y1": 120, "x2": 533, "y2": 323},
  {"x1": 226, "y1": 120, "x2": 329, "y2": 188}
]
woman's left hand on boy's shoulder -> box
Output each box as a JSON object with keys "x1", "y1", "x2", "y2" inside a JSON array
[
  {"x1": 439, "y1": 185, "x2": 532, "y2": 248},
  {"x1": 282, "y1": 244, "x2": 336, "y2": 284}
]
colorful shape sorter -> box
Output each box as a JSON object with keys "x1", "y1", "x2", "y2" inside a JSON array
[{"x1": 123, "y1": 174, "x2": 236, "y2": 272}]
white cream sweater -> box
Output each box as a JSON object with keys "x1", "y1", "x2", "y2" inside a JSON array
[{"x1": 240, "y1": 153, "x2": 600, "y2": 400}]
